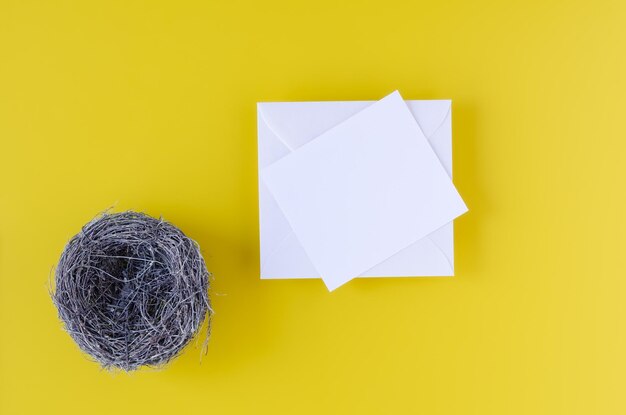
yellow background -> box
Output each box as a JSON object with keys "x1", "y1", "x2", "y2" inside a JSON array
[{"x1": 1, "y1": 0, "x2": 625, "y2": 413}]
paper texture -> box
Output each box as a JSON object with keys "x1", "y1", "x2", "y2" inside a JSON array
[{"x1": 260, "y1": 91, "x2": 467, "y2": 290}]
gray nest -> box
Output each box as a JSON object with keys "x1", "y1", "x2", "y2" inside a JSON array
[{"x1": 52, "y1": 211, "x2": 211, "y2": 371}]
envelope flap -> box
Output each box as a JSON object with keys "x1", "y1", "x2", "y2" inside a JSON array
[
  {"x1": 422, "y1": 110, "x2": 452, "y2": 176},
  {"x1": 363, "y1": 227, "x2": 453, "y2": 277},
  {"x1": 258, "y1": 101, "x2": 371, "y2": 151},
  {"x1": 258, "y1": 112, "x2": 291, "y2": 169},
  {"x1": 259, "y1": 99, "x2": 451, "y2": 154},
  {"x1": 409, "y1": 100, "x2": 451, "y2": 137}
]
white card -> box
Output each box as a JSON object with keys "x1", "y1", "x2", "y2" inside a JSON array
[{"x1": 261, "y1": 91, "x2": 467, "y2": 290}]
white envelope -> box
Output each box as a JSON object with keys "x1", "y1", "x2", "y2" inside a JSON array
[{"x1": 258, "y1": 93, "x2": 461, "y2": 286}]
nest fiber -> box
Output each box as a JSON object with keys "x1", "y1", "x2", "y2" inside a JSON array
[{"x1": 52, "y1": 211, "x2": 210, "y2": 371}]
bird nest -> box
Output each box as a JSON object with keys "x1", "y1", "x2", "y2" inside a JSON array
[{"x1": 52, "y1": 211, "x2": 211, "y2": 371}]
